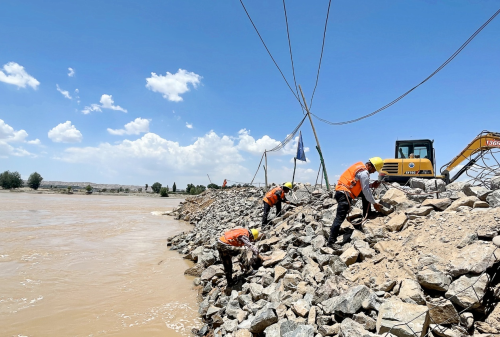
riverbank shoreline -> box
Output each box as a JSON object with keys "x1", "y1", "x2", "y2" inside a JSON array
[{"x1": 0, "y1": 188, "x2": 187, "y2": 199}]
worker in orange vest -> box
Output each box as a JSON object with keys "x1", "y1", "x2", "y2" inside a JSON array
[
  {"x1": 262, "y1": 182, "x2": 293, "y2": 226},
  {"x1": 327, "y1": 157, "x2": 384, "y2": 250},
  {"x1": 216, "y1": 228, "x2": 269, "y2": 286}
]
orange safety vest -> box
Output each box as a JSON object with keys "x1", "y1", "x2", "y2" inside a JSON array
[
  {"x1": 336, "y1": 162, "x2": 367, "y2": 199},
  {"x1": 263, "y1": 186, "x2": 285, "y2": 206},
  {"x1": 219, "y1": 228, "x2": 250, "y2": 247}
]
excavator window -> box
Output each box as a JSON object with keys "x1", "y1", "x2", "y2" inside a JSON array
[{"x1": 395, "y1": 140, "x2": 434, "y2": 163}]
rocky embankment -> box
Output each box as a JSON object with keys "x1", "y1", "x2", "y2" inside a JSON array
[{"x1": 167, "y1": 176, "x2": 500, "y2": 337}]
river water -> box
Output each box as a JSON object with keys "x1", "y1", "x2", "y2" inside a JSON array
[{"x1": 0, "y1": 192, "x2": 201, "y2": 337}]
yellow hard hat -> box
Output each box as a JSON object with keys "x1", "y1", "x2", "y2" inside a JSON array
[
  {"x1": 250, "y1": 229, "x2": 259, "y2": 240},
  {"x1": 283, "y1": 182, "x2": 293, "y2": 190},
  {"x1": 369, "y1": 157, "x2": 384, "y2": 172}
]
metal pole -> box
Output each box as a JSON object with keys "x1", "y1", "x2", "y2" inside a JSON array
[
  {"x1": 264, "y1": 151, "x2": 268, "y2": 190},
  {"x1": 298, "y1": 85, "x2": 330, "y2": 190},
  {"x1": 292, "y1": 157, "x2": 297, "y2": 186},
  {"x1": 207, "y1": 174, "x2": 212, "y2": 184}
]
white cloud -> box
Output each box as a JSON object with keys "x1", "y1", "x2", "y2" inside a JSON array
[
  {"x1": 146, "y1": 69, "x2": 202, "y2": 102},
  {"x1": 236, "y1": 129, "x2": 310, "y2": 156},
  {"x1": 81, "y1": 94, "x2": 127, "y2": 114},
  {"x1": 75, "y1": 88, "x2": 79, "y2": 93},
  {"x1": 0, "y1": 62, "x2": 39, "y2": 89},
  {"x1": 82, "y1": 104, "x2": 101, "y2": 114},
  {"x1": 52, "y1": 129, "x2": 315, "y2": 185},
  {"x1": 186, "y1": 122, "x2": 193, "y2": 129},
  {"x1": 68, "y1": 68, "x2": 75, "y2": 77},
  {"x1": 56, "y1": 84, "x2": 72, "y2": 99},
  {"x1": 0, "y1": 119, "x2": 38, "y2": 157},
  {"x1": 48, "y1": 121, "x2": 83, "y2": 143},
  {"x1": 26, "y1": 139, "x2": 41, "y2": 145},
  {"x1": 58, "y1": 131, "x2": 244, "y2": 179},
  {"x1": 107, "y1": 118, "x2": 150, "y2": 135},
  {"x1": 100, "y1": 94, "x2": 127, "y2": 112}
]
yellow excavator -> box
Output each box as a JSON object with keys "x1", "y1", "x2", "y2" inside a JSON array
[{"x1": 380, "y1": 131, "x2": 500, "y2": 184}]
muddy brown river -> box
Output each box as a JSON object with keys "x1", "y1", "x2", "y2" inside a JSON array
[{"x1": 0, "y1": 192, "x2": 201, "y2": 337}]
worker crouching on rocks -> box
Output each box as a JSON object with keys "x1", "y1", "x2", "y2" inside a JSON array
[
  {"x1": 327, "y1": 157, "x2": 384, "y2": 250},
  {"x1": 216, "y1": 228, "x2": 269, "y2": 287},
  {"x1": 262, "y1": 182, "x2": 293, "y2": 226}
]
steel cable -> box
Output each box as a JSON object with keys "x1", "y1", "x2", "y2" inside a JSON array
[
  {"x1": 282, "y1": 0, "x2": 305, "y2": 115},
  {"x1": 311, "y1": 7, "x2": 500, "y2": 126},
  {"x1": 309, "y1": 0, "x2": 332, "y2": 110},
  {"x1": 239, "y1": 0, "x2": 304, "y2": 108}
]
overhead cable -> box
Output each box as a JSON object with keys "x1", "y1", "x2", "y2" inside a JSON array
[
  {"x1": 282, "y1": 0, "x2": 305, "y2": 115},
  {"x1": 312, "y1": 7, "x2": 500, "y2": 126},
  {"x1": 239, "y1": 0, "x2": 304, "y2": 107},
  {"x1": 266, "y1": 114, "x2": 308, "y2": 152},
  {"x1": 309, "y1": 0, "x2": 332, "y2": 110}
]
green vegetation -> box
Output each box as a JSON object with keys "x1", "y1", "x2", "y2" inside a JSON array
[
  {"x1": 152, "y1": 182, "x2": 162, "y2": 193},
  {"x1": 186, "y1": 184, "x2": 206, "y2": 195},
  {"x1": 27, "y1": 172, "x2": 43, "y2": 190},
  {"x1": 145, "y1": 183, "x2": 148, "y2": 191},
  {"x1": 172, "y1": 182, "x2": 176, "y2": 192},
  {"x1": 0, "y1": 171, "x2": 23, "y2": 189},
  {"x1": 160, "y1": 187, "x2": 168, "y2": 197},
  {"x1": 85, "y1": 185, "x2": 92, "y2": 192},
  {"x1": 207, "y1": 183, "x2": 220, "y2": 189}
]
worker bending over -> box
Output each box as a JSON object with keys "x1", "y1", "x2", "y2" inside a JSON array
[
  {"x1": 327, "y1": 157, "x2": 384, "y2": 250},
  {"x1": 262, "y1": 182, "x2": 292, "y2": 226},
  {"x1": 216, "y1": 228, "x2": 269, "y2": 286}
]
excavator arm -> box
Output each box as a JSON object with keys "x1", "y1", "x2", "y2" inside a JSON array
[{"x1": 440, "y1": 131, "x2": 500, "y2": 183}]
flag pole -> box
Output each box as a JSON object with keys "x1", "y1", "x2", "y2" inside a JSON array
[
  {"x1": 292, "y1": 157, "x2": 297, "y2": 186},
  {"x1": 299, "y1": 85, "x2": 330, "y2": 191}
]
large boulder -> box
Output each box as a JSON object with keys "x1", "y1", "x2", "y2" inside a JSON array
[
  {"x1": 426, "y1": 297, "x2": 460, "y2": 325},
  {"x1": 424, "y1": 179, "x2": 446, "y2": 193},
  {"x1": 398, "y1": 278, "x2": 426, "y2": 305},
  {"x1": 464, "y1": 185, "x2": 493, "y2": 201},
  {"x1": 249, "y1": 308, "x2": 278, "y2": 333},
  {"x1": 491, "y1": 176, "x2": 500, "y2": 190},
  {"x1": 447, "y1": 242, "x2": 499, "y2": 277},
  {"x1": 339, "y1": 318, "x2": 379, "y2": 337},
  {"x1": 321, "y1": 285, "x2": 371, "y2": 315},
  {"x1": 486, "y1": 190, "x2": 500, "y2": 208},
  {"x1": 262, "y1": 250, "x2": 287, "y2": 267},
  {"x1": 340, "y1": 247, "x2": 359, "y2": 266},
  {"x1": 381, "y1": 188, "x2": 410, "y2": 207},
  {"x1": 445, "y1": 273, "x2": 489, "y2": 309},
  {"x1": 421, "y1": 198, "x2": 452, "y2": 211},
  {"x1": 384, "y1": 212, "x2": 408, "y2": 232},
  {"x1": 446, "y1": 196, "x2": 479, "y2": 212},
  {"x1": 409, "y1": 178, "x2": 427, "y2": 190},
  {"x1": 416, "y1": 267, "x2": 452, "y2": 291},
  {"x1": 282, "y1": 324, "x2": 315, "y2": 337},
  {"x1": 376, "y1": 299, "x2": 430, "y2": 337}
]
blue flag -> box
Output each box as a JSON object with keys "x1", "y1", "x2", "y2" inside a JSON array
[{"x1": 296, "y1": 131, "x2": 306, "y2": 161}]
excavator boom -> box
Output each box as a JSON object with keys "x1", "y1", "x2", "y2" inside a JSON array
[{"x1": 440, "y1": 131, "x2": 500, "y2": 183}]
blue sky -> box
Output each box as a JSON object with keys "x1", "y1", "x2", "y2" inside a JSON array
[{"x1": 1, "y1": 0, "x2": 499, "y2": 188}]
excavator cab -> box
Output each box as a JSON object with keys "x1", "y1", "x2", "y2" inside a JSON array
[{"x1": 380, "y1": 139, "x2": 436, "y2": 183}]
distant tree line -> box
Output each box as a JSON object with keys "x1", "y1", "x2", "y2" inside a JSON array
[{"x1": 0, "y1": 171, "x2": 43, "y2": 190}]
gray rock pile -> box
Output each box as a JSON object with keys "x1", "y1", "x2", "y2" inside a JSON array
[{"x1": 167, "y1": 179, "x2": 500, "y2": 337}]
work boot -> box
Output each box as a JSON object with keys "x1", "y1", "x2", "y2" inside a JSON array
[{"x1": 327, "y1": 243, "x2": 343, "y2": 252}]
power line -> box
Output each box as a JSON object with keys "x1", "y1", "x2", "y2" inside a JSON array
[
  {"x1": 239, "y1": 0, "x2": 304, "y2": 107},
  {"x1": 266, "y1": 114, "x2": 308, "y2": 152},
  {"x1": 282, "y1": 0, "x2": 305, "y2": 115},
  {"x1": 309, "y1": 0, "x2": 332, "y2": 110},
  {"x1": 312, "y1": 7, "x2": 500, "y2": 126}
]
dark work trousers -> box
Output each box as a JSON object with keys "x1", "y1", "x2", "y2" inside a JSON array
[
  {"x1": 262, "y1": 201, "x2": 282, "y2": 226},
  {"x1": 328, "y1": 190, "x2": 371, "y2": 245},
  {"x1": 216, "y1": 242, "x2": 258, "y2": 284},
  {"x1": 217, "y1": 242, "x2": 242, "y2": 284}
]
